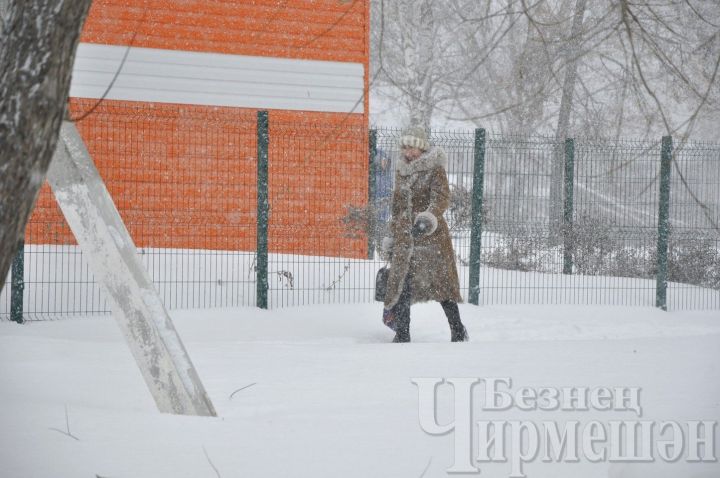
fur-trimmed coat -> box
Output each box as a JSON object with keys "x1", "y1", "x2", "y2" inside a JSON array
[{"x1": 383, "y1": 146, "x2": 463, "y2": 309}]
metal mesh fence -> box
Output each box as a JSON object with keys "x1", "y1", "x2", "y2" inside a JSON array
[
  {"x1": 568, "y1": 139, "x2": 660, "y2": 307},
  {"x1": 667, "y1": 141, "x2": 720, "y2": 309},
  {"x1": 0, "y1": 101, "x2": 259, "y2": 320},
  {"x1": 478, "y1": 137, "x2": 665, "y2": 306},
  {"x1": 1, "y1": 121, "x2": 718, "y2": 321},
  {"x1": 477, "y1": 135, "x2": 719, "y2": 307},
  {"x1": 478, "y1": 134, "x2": 560, "y2": 304},
  {"x1": 266, "y1": 121, "x2": 372, "y2": 307}
]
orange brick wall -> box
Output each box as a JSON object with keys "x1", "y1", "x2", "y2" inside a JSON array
[
  {"x1": 27, "y1": 100, "x2": 369, "y2": 258},
  {"x1": 81, "y1": 0, "x2": 367, "y2": 63}
]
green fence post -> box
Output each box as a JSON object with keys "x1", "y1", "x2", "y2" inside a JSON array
[
  {"x1": 563, "y1": 138, "x2": 575, "y2": 275},
  {"x1": 368, "y1": 129, "x2": 377, "y2": 260},
  {"x1": 656, "y1": 136, "x2": 672, "y2": 311},
  {"x1": 256, "y1": 111, "x2": 269, "y2": 309},
  {"x1": 468, "y1": 128, "x2": 486, "y2": 305},
  {"x1": 10, "y1": 241, "x2": 24, "y2": 324}
]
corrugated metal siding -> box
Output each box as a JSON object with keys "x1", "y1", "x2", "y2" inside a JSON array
[
  {"x1": 81, "y1": 0, "x2": 367, "y2": 63},
  {"x1": 70, "y1": 43, "x2": 364, "y2": 113}
]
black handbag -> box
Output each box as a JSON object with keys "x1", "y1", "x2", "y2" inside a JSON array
[{"x1": 375, "y1": 266, "x2": 389, "y2": 302}]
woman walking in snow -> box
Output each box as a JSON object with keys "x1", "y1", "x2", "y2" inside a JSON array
[{"x1": 381, "y1": 126, "x2": 468, "y2": 343}]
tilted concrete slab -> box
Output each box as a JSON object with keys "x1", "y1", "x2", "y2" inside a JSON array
[{"x1": 47, "y1": 121, "x2": 216, "y2": 417}]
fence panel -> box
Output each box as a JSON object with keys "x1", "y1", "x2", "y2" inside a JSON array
[
  {"x1": 478, "y1": 134, "x2": 560, "y2": 304},
  {"x1": 569, "y1": 138, "x2": 660, "y2": 307},
  {"x1": 0, "y1": 101, "x2": 258, "y2": 320},
  {"x1": 475, "y1": 135, "x2": 720, "y2": 308},
  {"x1": 267, "y1": 120, "x2": 372, "y2": 308},
  {"x1": 667, "y1": 141, "x2": 720, "y2": 309}
]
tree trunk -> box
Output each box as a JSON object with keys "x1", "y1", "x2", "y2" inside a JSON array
[
  {"x1": 0, "y1": 0, "x2": 10, "y2": 36},
  {"x1": 408, "y1": 0, "x2": 436, "y2": 131},
  {"x1": 0, "y1": 0, "x2": 92, "y2": 294},
  {"x1": 549, "y1": 0, "x2": 587, "y2": 238}
]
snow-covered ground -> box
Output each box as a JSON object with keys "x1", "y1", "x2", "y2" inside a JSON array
[{"x1": 1, "y1": 302, "x2": 718, "y2": 477}]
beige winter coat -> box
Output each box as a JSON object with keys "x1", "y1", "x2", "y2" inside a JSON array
[{"x1": 383, "y1": 146, "x2": 463, "y2": 309}]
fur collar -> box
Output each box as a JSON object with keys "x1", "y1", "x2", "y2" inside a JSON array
[{"x1": 395, "y1": 146, "x2": 447, "y2": 177}]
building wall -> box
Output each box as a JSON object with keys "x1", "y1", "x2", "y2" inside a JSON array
[
  {"x1": 80, "y1": 0, "x2": 367, "y2": 63},
  {"x1": 28, "y1": 0, "x2": 370, "y2": 259}
]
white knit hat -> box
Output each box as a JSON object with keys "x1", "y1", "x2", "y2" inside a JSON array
[{"x1": 399, "y1": 126, "x2": 429, "y2": 151}]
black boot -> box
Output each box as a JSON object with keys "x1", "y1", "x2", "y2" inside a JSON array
[
  {"x1": 390, "y1": 274, "x2": 412, "y2": 343},
  {"x1": 392, "y1": 301, "x2": 411, "y2": 343},
  {"x1": 441, "y1": 300, "x2": 469, "y2": 342},
  {"x1": 450, "y1": 322, "x2": 469, "y2": 342},
  {"x1": 392, "y1": 327, "x2": 411, "y2": 343}
]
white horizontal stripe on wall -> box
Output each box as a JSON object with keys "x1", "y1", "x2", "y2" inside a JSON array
[{"x1": 70, "y1": 43, "x2": 365, "y2": 114}]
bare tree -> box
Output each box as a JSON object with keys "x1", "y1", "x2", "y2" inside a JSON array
[
  {"x1": 372, "y1": 0, "x2": 462, "y2": 130},
  {"x1": 0, "y1": 0, "x2": 92, "y2": 293},
  {"x1": 550, "y1": 0, "x2": 587, "y2": 235},
  {"x1": 553, "y1": 0, "x2": 588, "y2": 141},
  {"x1": 0, "y1": 0, "x2": 10, "y2": 35},
  {"x1": 372, "y1": 0, "x2": 720, "y2": 140}
]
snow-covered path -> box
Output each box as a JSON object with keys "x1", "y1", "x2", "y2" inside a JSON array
[{"x1": 1, "y1": 304, "x2": 719, "y2": 477}]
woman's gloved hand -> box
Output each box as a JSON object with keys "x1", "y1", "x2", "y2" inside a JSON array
[{"x1": 412, "y1": 212, "x2": 436, "y2": 237}]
